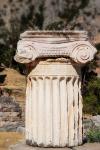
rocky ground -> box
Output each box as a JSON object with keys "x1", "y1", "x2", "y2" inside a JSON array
[
  {"x1": 0, "y1": 93, "x2": 25, "y2": 132},
  {"x1": 0, "y1": 132, "x2": 24, "y2": 150},
  {"x1": 0, "y1": 68, "x2": 25, "y2": 133},
  {"x1": 9, "y1": 142, "x2": 100, "y2": 150},
  {"x1": 0, "y1": 68, "x2": 26, "y2": 105},
  {"x1": 83, "y1": 115, "x2": 100, "y2": 133}
]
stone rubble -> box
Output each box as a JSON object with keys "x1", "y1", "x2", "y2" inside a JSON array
[{"x1": 0, "y1": 89, "x2": 25, "y2": 131}]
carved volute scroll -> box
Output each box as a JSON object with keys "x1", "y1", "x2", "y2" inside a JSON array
[{"x1": 14, "y1": 31, "x2": 97, "y2": 64}]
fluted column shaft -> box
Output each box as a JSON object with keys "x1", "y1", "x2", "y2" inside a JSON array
[
  {"x1": 14, "y1": 30, "x2": 97, "y2": 148},
  {"x1": 25, "y1": 59, "x2": 82, "y2": 147}
]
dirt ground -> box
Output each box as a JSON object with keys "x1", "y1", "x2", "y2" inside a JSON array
[
  {"x1": 0, "y1": 68, "x2": 26, "y2": 106},
  {"x1": 0, "y1": 132, "x2": 24, "y2": 150},
  {"x1": 0, "y1": 68, "x2": 26, "y2": 89}
]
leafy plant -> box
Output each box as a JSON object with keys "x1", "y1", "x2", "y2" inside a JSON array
[
  {"x1": 86, "y1": 127, "x2": 100, "y2": 142},
  {"x1": 83, "y1": 76, "x2": 100, "y2": 115}
]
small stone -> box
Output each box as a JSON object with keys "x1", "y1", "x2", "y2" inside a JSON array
[
  {"x1": 92, "y1": 115, "x2": 100, "y2": 127},
  {"x1": 73, "y1": 143, "x2": 100, "y2": 150},
  {"x1": 16, "y1": 126, "x2": 25, "y2": 135},
  {"x1": 0, "y1": 112, "x2": 3, "y2": 117}
]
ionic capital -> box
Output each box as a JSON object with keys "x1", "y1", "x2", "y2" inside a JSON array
[{"x1": 14, "y1": 31, "x2": 97, "y2": 64}]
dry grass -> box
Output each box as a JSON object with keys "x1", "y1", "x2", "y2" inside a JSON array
[
  {"x1": 1, "y1": 68, "x2": 26, "y2": 89},
  {"x1": 0, "y1": 132, "x2": 24, "y2": 150},
  {"x1": 0, "y1": 68, "x2": 26, "y2": 104},
  {"x1": 94, "y1": 34, "x2": 100, "y2": 44}
]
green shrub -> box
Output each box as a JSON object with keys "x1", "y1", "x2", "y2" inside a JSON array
[
  {"x1": 83, "y1": 77, "x2": 100, "y2": 115},
  {"x1": 86, "y1": 128, "x2": 100, "y2": 142}
]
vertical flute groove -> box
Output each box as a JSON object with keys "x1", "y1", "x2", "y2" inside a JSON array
[
  {"x1": 26, "y1": 75, "x2": 82, "y2": 147},
  {"x1": 73, "y1": 78, "x2": 79, "y2": 146},
  {"x1": 67, "y1": 77, "x2": 74, "y2": 147},
  {"x1": 31, "y1": 77, "x2": 38, "y2": 144},
  {"x1": 78, "y1": 80, "x2": 83, "y2": 145},
  {"x1": 37, "y1": 77, "x2": 45, "y2": 145},
  {"x1": 45, "y1": 77, "x2": 52, "y2": 146},
  {"x1": 59, "y1": 77, "x2": 68, "y2": 146},
  {"x1": 52, "y1": 77, "x2": 60, "y2": 146},
  {"x1": 27, "y1": 78, "x2": 32, "y2": 141}
]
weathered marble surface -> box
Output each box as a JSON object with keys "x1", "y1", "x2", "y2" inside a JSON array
[
  {"x1": 9, "y1": 141, "x2": 71, "y2": 150},
  {"x1": 14, "y1": 31, "x2": 97, "y2": 64},
  {"x1": 25, "y1": 58, "x2": 82, "y2": 147},
  {"x1": 14, "y1": 31, "x2": 97, "y2": 147}
]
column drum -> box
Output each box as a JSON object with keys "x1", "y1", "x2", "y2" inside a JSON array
[{"x1": 25, "y1": 59, "x2": 82, "y2": 147}]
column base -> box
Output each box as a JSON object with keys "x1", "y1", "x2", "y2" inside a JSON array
[{"x1": 10, "y1": 141, "x2": 72, "y2": 150}]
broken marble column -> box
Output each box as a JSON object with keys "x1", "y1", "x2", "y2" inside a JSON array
[{"x1": 14, "y1": 31, "x2": 97, "y2": 147}]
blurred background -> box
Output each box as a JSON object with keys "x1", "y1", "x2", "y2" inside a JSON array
[
  {"x1": 0, "y1": 0, "x2": 100, "y2": 149},
  {"x1": 0, "y1": 0, "x2": 100, "y2": 68}
]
